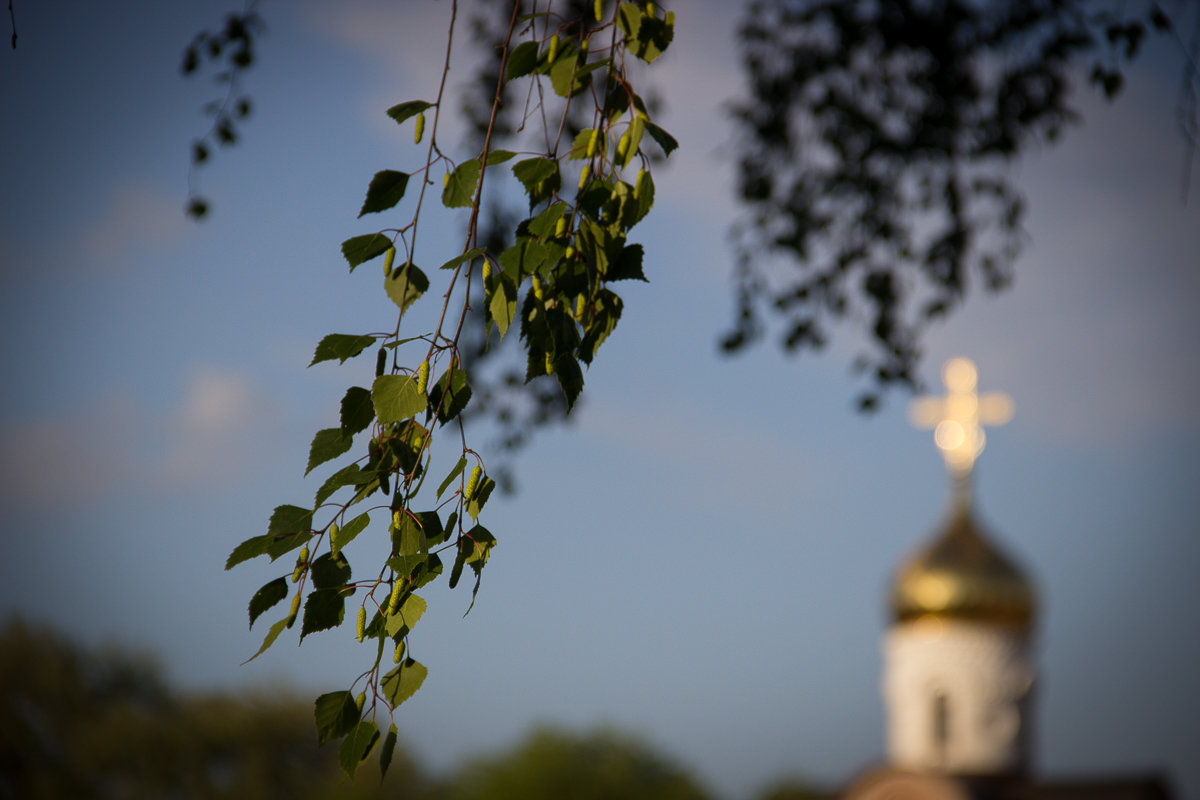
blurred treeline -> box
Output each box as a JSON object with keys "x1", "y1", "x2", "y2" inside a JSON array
[{"x1": 0, "y1": 619, "x2": 829, "y2": 800}]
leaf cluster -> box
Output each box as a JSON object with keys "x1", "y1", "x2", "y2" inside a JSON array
[
  {"x1": 181, "y1": 4, "x2": 264, "y2": 219},
  {"x1": 221, "y1": 0, "x2": 675, "y2": 775},
  {"x1": 725, "y1": 0, "x2": 1176, "y2": 409}
]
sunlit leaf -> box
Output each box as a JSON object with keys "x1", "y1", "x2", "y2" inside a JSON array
[
  {"x1": 384, "y1": 261, "x2": 429, "y2": 313},
  {"x1": 380, "y1": 658, "x2": 427, "y2": 708},
  {"x1": 372, "y1": 374, "x2": 427, "y2": 424}
]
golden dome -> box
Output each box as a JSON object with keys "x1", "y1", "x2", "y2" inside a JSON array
[{"x1": 891, "y1": 501, "x2": 1036, "y2": 629}]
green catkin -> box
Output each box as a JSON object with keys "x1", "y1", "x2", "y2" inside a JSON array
[
  {"x1": 393, "y1": 641, "x2": 404, "y2": 664},
  {"x1": 465, "y1": 465, "x2": 482, "y2": 500},
  {"x1": 578, "y1": 164, "x2": 590, "y2": 190},
  {"x1": 564, "y1": 245, "x2": 576, "y2": 260},
  {"x1": 413, "y1": 112, "x2": 425, "y2": 144},
  {"x1": 416, "y1": 360, "x2": 429, "y2": 395},
  {"x1": 586, "y1": 128, "x2": 598, "y2": 159},
  {"x1": 482, "y1": 260, "x2": 492, "y2": 282},
  {"x1": 555, "y1": 216, "x2": 567, "y2": 238},
  {"x1": 356, "y1": 691, "x2": 366, "y2": 711},
  {"x1": 387, "y1": 580, "x2": 404, "y2": 615},
  {"x1": 547, "y1": 35, "x2": 559, "y2": 63},
  {"x1": 384, "y1": 246, "x2": 396, "y2": 276},
  {"x1": 329, "y1": 522, "x2": 341, "y2": 556},
  {"x1": 286, "y1": 593, "x2": 301, "y2": 627},
  {"x1": 392, "y1": 510, "x2": 402, "y2": 529},
  {"x1": 595, "y1": 0, "x2": 604, "y2": 21},
  {"x1": 531, "y1": 275, "x2": 545, "y2": 301},
  {"x1": 617, "y1": 131, "x2": 630, "y2": 159},
  {"x1": 356, "y1": 606, "x2": 366, "y2": 641},
  {"x1": 292, "y1": 564, "x2": 303, "y2": 583},
  {"x1": 375, "y1": 347, "x2": 386, "y2": 377},
  {"x1": 576, "y1": 294, "x2": 586, "y2": 319}
]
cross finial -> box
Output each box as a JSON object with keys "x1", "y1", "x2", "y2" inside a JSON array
[{"x1": 909, "y1": 357, "x2": 1014, "y2": 481}]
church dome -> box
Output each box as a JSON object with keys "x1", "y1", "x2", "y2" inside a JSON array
[{"x1": 891, "y1": 500, "x2": 1036, "y2": 629}]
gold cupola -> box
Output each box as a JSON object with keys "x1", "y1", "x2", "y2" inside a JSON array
[
  {"x1": 898, "y1": 356, "x2": 1035, "y2": 629},
  {"x1": 891, "y1": 497, "x2": 1035, "y2": 629}
]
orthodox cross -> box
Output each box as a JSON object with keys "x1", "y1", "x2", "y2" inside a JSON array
[{"x1": 909, "y1": 357, "x2": 1014, "y2": 482}]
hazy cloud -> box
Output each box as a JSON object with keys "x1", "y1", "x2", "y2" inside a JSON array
[
  {"x1": 77, "y1": 182, "x2": 188, "y2": 274},
  {"x1": 0, "y1": 367, "x2": 284, "y2": 511}
]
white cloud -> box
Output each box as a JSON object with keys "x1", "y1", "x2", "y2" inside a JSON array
[
  {"x1": 0, "y1": 367, "x2": 284, "y2": 511},
  {"x1": 158, "y1": 367, "x2": 284, "y2": 487},
  {"x1": 77, "y1": 182, "x2": 188, "y2": 274},
  {"x1": 0, "y1": 394, "x2": 142, "y2": 507}
]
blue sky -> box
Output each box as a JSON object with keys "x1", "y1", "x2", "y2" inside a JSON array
[{"x1": 2, "y1": 2, "x2": 1199, "y2": 798}]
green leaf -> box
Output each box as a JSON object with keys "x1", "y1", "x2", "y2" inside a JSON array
[
  {"x1": 242, "y1": 617, "x2": 288, "y2": 664},
  {"x1": 549, "y1": 42, "x2": 590, "y2": 98},
  {"x1": 269, "y1": 505, "x2": 314, "y2": 536},
  {"x1": 414, "y1": 509, "x2": 446, "y2": 546},
  {"x1": 442, "y1": 158, "x2": 479, "y2": 208},
  {"x1": 643, "y1": 121, "x2": 678, "y2": 156},
  {"x1": 226, "y1": 536, "x2": 271, "y2": 570},
  {"x1": 248, "y1": 577, "x2": 288, "y2": 630},
  {"x1": 301, "y1": 588, "x2": 347, "y2": 640},
  {"x1": 437, "y1": 457, "x2": 467, "y2": 499},
  {"x1": 617, "y1": 115, "x2": 644, "y2": 169},
  {"x1": 315, "y1": 464, "x2": 364, "y2": 507},
  {"x1": 385, "y1": 100, "x2": 432, "y2": 125},
  {"x1": 359, "y1": 170, "x2": 410, "y2": 217},
  {"x1": 384, "y1": 261, "x2": 429, "y2": 313},
  {"x1": 339, "y1": 720, "x2": 381, "y2": 779},
  {"x1": 512, "y1": 157, "x2": 560, "y2": 207},
  {"x1": 462, "y1": 524, "x2": 496, "y2": 565},
  {"x1": 610, "y1": 243, "x2": 647, "y2": 282},
  {"x1": 506, "y1": 40, "x2": 540, "y2": 80},
  {"x1": 438, "y1": 247, "x2": 486, "y2": 271},
  {"x1": 554, "y1": 355, "x2": 584, "y2": 411},
  {"x1": 311, "y1": 551, "x2": 352, "y2": 589},
  {"x1": 568, "y1": 128, "x2": 599, "y2": 160},
  {"x1": 392, "y1": 513, "x2": 424, "y2": 557},
  {"x1": 372, "y1": 374, "x2": 427, "y2": 424},
  {"x1": 264, "y1": 532, "x2": 313, "y2": 562},
  {"x1": 427, "y1": 368, "x2": 472, "y2": 425},
  {"x1": 380, "y1": 658, "x2": 427, "y2": 709},
  {"x1": 579, "y1": 289, "x2": 624, "y2": 364},
  {"x1": 337, "y1": 512, "x2": 371, "y2": 550},
  {"x1": 314, "y1": 691, "x2": 360, "y2": 745},
  {"x1": 385, "y1": 593, "x2": 427, "y2": 637},
  {"x1": 617, "y1": 2, "x2": 674, "y2": 63},
  {"x1": 489, "y1": 274, "x2": 518, "y2": 338},
  {"x1": 310, "y1": 334, "x2": 377, "y2": 366},
  {"x1": 342, "y1": 233, "x2": 393, "y2": 271},
  {"x1": 465, "y1": 475, "x2": 496, "y2": 522},
  {"x1": 527, "y1": 201, "x2": 569, "y2": 240},
  {"x1": 388, "y1": 552, "x2": 443, "y2": 590},
  {"x1": 380, "y1": 723, "x2": 399, "y2": 779},
  {"x1": 340, "y1": 386, "x2": 374, "y2": 436},
  {"x1": 306, "y1": 428, "x2": 352, "y2": 476},
  {"x1": 442, "y1": 151, "x2": 516, "y2": 208}
]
